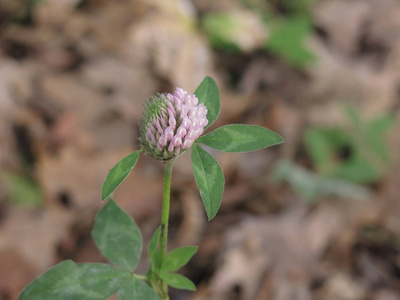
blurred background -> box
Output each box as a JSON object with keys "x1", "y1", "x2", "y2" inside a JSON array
[{"x1": 0, "y1": 0, "x2": 400, "y2": 299}]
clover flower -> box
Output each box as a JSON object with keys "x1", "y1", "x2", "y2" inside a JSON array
[
  {"x1": 20, "y1": 77, "x2": 285, "y2": 300},
  {"x1": 140, "y1": 88, "x2": 208, "y2": 161}
]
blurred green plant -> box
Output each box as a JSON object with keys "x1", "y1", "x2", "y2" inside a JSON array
[
  {"x1": 0, "y1": 171, "x2": 43, "y2": 207},
  {"x1": 305, "y1": 106, "x2": 395, "y2": 184},
  {"x1": 273, "y1": 105, "x2": 394, "y2": 202},
  {"x1": 6, "y1": 0, "x2": 45, "y2": 25},
  {"x1": 282, "y1": 0, "x2": 315, "y2": 17},
  {"x1": 273, "y1": 160, "x2": 371, "y2": 202},
  {"x1": 201, "y1": 12, "x2": 245, "y2": 53},
  {"x1": 201, "y1": 0, "x2": 315, "y2": 67},
  {"x1": 27, "y1": 0, "x2": 45, "y2": 6},
  {"x1": 266, "y1": 16, "x2": 314, "y2": 67}
]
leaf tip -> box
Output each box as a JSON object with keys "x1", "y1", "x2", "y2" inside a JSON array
[
  {"x1": 101, "y1": 187, "x2": 114, "y2": 202},
  {"x1": 188, "y1": 285, "x2": 197, "y2": 292},
  {"x1": 100, "y1": 191, "x2": 108, "y2": 202},
  {"x1": 207, "y1": 212, "x2": 217, "y2": 221},
  {"x1": 276, "y1": 133, "x2": 285, "y2": 144},
  {"x1": 204, "y1": 75, "x2": 214, "y2": 83}
]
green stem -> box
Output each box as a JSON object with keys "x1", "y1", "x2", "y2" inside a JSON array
[
  {"x1": 133, "y1": 274, "x2": 146, "y2": 280},
  {"x1": 159, "y1": 160, "x2": 173, "y2": 299}
]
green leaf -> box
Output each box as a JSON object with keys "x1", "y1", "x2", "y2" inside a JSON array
[
  {"x1": 197, "y1": 124, "x2": 283, "y2": 153},
  {"x1": 194, "y1": 76, "x2": 220, "y2": 129},
  {"x1": 266, "y1": 16, "x2": 315, "y2": 67},
  {"x1": 148, "y1": 227, "x2": 161, "y2": 270},
  {"x1": 304, "y1": 128, "x2": 347, "y2": 176},
  {"x1": 273, "y1": 160, "x2": 371, "y2": 202},
  {"x1": 201, "y1": 12, "x2": 248, "y2": 52},
  {"x1": 75, "y1": 264, "x2": 130, "y2": 296},
  {"x1": 364, "y1": 114, "x2": 394, "y2": 162},
  {"x1": 343, "y1": 105, "x2": 362, "y2": 127},
  {"x1": 92, "y1": 200, "x2": 142, "y2": 270},
  {"x1": 0, "y1": 171, "x2": 42, "y2": 207},
  {"x1": 118, "y1": 277, "x2": 160, "y2": 300},
  {"x1": 101, "y1": 151, "x2": 140, "y2": 201},
  {"x1": 334, "y1": 158, "x2": 381, "y2": 183},
  {"x1": 305, "y1": 127, "x2": 383, "y2": 183},
  {"x1": 19, "y1": 261, "x2": 129, "y2": 300},
  {"x1": 159, "y1": 272, "x2": 196, "y2": 291},
  {"x1": 160, "y1": 246, "x2": 198, "y2": 273},
  {"x1": 283, "y1": 0, "x2": 313, "y2": 16},
  {"x1": 191, "y1": 144, "x2": 224, "y2": 220},
  {"x1": 30, "y1": 0, "x2": 46, "y2": 6}
]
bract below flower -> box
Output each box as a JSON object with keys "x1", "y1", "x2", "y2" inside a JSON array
[{"x1": 140, "y1": 88, "x2": 208, "y2": 161}]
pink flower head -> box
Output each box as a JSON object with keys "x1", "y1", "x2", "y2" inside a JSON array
[{"x1": 140, "y1": 88, "x2": 208, "y2": 160}]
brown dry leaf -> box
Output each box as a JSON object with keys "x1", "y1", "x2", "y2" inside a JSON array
[
  {"x1": 113, "y1": 157, "x2": 164, "y2": 222},
  {"x1": 83, "y1": 1, "x2": 137, "y2": 53},
  {"x1": 374, "y1": 289, "x2": 400, "y2": 300},
  {"x1": 175, "y1": 189, "x2": 206, "y2": 247},
  {"x1": 218, "y1": 91, "x2": 255, "y2": 126},
  {"x1": 0, "y1": 0, "x2": 24, "y2": 18},
  {"x1": 80, "y1": 57, "x2": 158, "y2": 122},
  {"x1": 37, "y1": 146, "x2": 133, "y2": 211},
  {"x1": 206, "y1": 201, "x2": 355, "y2": 300},
  {"x1": 34, "y1": 0, "x2": 81, "y2": 27},
  {"x1": 40, "y1": 74, "x2": 138, "y2": 150},
  {"x1": 367, "y1": 0, "x2": 400, "y2": 49},
  {"x1": 307, "y1": 37, "x2": 398, "y2": 126},
  {"x1": 0, "y1": 206, "x2": 73, "y2": 271},
  {"x1": 0, "y1": 60, "x2": 32, "y2": 114},
  {"x1": 0, "y1": 249, "x2": 36, "y2": 300},
  {"x1": 0, "y1": 60, "x2": 36, "y2": 169},
  {"x1": 317, "y1": 273, "x2": 366, "y2": 300},
  {"x1": 122, "y1": 0, "x2": 217, "y2": 91},
  {"x1": 308, "y1": 0, "x2": 400, "y2": 126},
  {"x1": 314, "y1": 0, "x2": 370, "y2": 55}
]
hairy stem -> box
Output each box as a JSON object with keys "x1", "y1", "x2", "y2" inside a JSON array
[{"x1": 160, "y1": 160, "x2": 173, "y2": 299}]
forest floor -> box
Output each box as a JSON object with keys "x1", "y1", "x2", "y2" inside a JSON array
[{"x1": 1, "y1": 0, "x2": 400, "y2": 299}]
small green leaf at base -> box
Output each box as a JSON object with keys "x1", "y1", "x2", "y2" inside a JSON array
[
  {"x1": 118, "y1": 278, "x2": 160, "y2": 300},
  {"x1": 19, "y1": 261, "x2": 129, "y2": 300},
  {"x1": 197, "y1": 124, "x2": 284, "y2": 153},
  {"x1": 194, "y1": 76, "x2": 220, "y2": 130},
  {"x1": 101, "y1": 151, "x2": 140, "y2": 201},
  {"x1": 92, "y1": 200, "x2": 142, "y2": 271},
  {"x1": 159, "y1": 272, "x2": 196, "y2": 291},
  {"x1": 160, "y1": 246, "x2": 198, "y2": 273},
  {"x1": 191, "y1": 144, "x2": 224, "y2": 220},
  {"x1": 148, "y1": 227, "x2": 162, "y2": 270}
]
